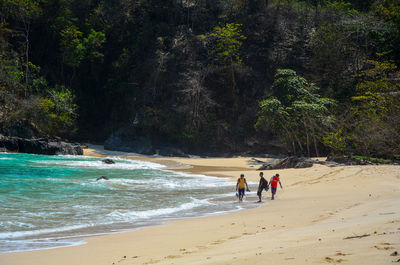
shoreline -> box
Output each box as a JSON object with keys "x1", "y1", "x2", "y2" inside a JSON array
[
  {"x1": 1, "y1": 146, "x2": 399, "y2": 264},
  {"x1": 0, "y1": 146, "x2": 264, "y2": 254}
]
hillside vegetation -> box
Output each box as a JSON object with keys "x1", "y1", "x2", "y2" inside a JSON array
[{"x1": 0, "y1": 0, "x2": 399, "y2": 158}]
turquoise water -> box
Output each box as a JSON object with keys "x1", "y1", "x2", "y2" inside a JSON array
[{"x1": 0, "y1": 153, "x2": 257, "y2": 253}]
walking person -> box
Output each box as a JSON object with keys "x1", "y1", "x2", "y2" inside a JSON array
[
  {"x1": 257, "y1": 172, "x2": 269, "y2": 202},
  {"x1": 269, "y1": 173, "x2": 283, "y2": 200},
  {"x1": 236, "y1": 174, "x2": 250, "y2": 202}
]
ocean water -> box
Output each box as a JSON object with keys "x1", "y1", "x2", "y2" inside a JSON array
[{"x1": 0, "y1": 153, "x2": 258, "y2": 253}]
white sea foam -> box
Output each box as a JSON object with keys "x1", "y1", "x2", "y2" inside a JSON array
[
  {"x1": 84, "y1": 170, "x2": 232, "y2": 190},
  {"x1": 159, "y1": 171, "x2": 233, "y2": 188},
  {"x1": 106, "y1": 197, "x2": 212, "y2": 221},
  {"x1": 0, "y1": 153, "x2": 261, "y2": 253},
  {"x1": 37, "y1": 156, "x2": 165, "y2": 170},
  {"x1": 0, "y1": 222, "x2": 106, "y2": 239},
  {"x1": 0, "y1": 221, "x2": 36, "y2": 230}
]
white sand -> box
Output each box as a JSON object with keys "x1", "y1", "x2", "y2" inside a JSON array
[{"x1": 1, "y1": 145, "x2": 399, "y2": 265}]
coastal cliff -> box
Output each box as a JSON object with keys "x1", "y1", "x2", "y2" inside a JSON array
[{"x1": 0, "y1": 134, "x2": 83, "y2": 155}]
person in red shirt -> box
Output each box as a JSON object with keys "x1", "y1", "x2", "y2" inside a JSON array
[{"x1": 269, "y1": 173, "x2": 283, "y2": 200}]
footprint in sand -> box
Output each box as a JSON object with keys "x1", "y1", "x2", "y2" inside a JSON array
[
  {"x1": 117, "y1": 256, "x2": 127, "y2": 263},
  {"x1": 211, "y1": 239, "x2": 226, "y2": 245},
  {"x1": 335, "y1": 251, "x2": 351, "y2": 256},
  {"x1": 374, "y1": 243, "x2": 395, "y2": 250},
  {"x1": 164, "y1": 255, "x2": 182, "y2": 259},
  {"x1": 142, "y1": 259, "x2": 161, "y2": 265},
  {"x1": 325, "y1": 256, "x2": 345, "y2": 263},
  {"x1": 196, "y1": 245, "x2": 208, "y2": 250}
]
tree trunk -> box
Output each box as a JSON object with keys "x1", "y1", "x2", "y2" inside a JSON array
[
  {"x1": 294, "y1": 132, "x2": 304, "y2": 156},
  {"x1": 303, "y1": 119, "x2": 311, "y2": 157},
  {"x1": 307, "y1": 115, "x2": 320, "y2": 157},
  {"x1": 306, "y1": 131, "x2": 311, "y2": 157},
  {"x1": 23, "y1": 19, "x2": 30, "y2": 96}
]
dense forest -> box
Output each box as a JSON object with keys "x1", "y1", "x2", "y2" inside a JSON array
[{"x1": 0, "y1": 0, "x2": 399, "y2": 158}]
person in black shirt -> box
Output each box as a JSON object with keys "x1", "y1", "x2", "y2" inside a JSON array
[{"x1": 257, "y1": 172, "x2": 269, "y2": 202}]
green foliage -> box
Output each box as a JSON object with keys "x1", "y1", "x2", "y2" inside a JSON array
[
  {"x1": 346, "y1": 55, "x2": 400, "y2": 157},
  {"x1": 60, "y1": 26, "x2": 105, "y2": 67},
  {"x1": 255, "y1": 98, "x2": 289, "y2": 130},
  {"x1": 209, "y1": 23, "x2": 246, "y2": 66},
  {"x1": 322, "y1": 128, "x2": 348, "y2": 154},
  {"x1": 38, "y1": 87, "x2": 78, "y2": 136},
  {"x1": 353, "y1": 155, "x2": 393, "y2": 164},
  {"x1": 60, "y1": 25, "x2": 85, "y2": 68},
  {"x1": 1, "y1": 0, "x2": 40, "y2": 19},
  {"x1": 0, "y1": 53, "x2": 46, "y2": 96},
  {"x1": 375, "y1": 0, "x2": 400, "y2": 24},
  {"x1": 1, "y1": 0, "x2": 400, "y2": 156},
  {"x1": 83, "y1": 29, "x2": 106, "y2": 62},
  {"x1": 256, "y1": 69, "x2": 336, "y2": 156},
  {"x1": 0, "y1": 56, "x2": 24, "y2": 92},
  {"x1": 325, "y1": 0, "x2": 359, "y2": 15},
  {"x1": 352, "y1": 56, "x2": 400, "y2": 116}
]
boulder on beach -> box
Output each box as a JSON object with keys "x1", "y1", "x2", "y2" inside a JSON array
[{"x1": 258, "y1": 156, "x2": 316, "y2": 170}]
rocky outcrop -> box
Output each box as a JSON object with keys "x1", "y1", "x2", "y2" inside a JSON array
[
  {"x1": 157, "y1": 146, "x2": 187, "y2": 157},
  {"x1": 2, "y1": 120, "x2": 41, "y2": 139},
  {"x1": 104, "y1": 129, "x2": 154, "y2": 154},
  {"x1": 104, "y1": 128, "x2": 188, "y2": 157},
  {"x1": 258, "y1": 156, "x2": 316, "y2": 170},
  {"x1": 257, "y1": 155, "x2": 377, "y2": 170},
  {"x1": 0, "y1": 134, "x2": 83, "y2": 155}
]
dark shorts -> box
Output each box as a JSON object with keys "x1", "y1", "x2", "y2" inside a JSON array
[
  {"x1": 257, "y1": 186, "x2": 268, "y2": 196},
  {"x1": 238, "y1": 188, "x2": 245, "y2": 196},
  {"x1": 271, "y1": 187, "x2": 277, "y2": 194}
]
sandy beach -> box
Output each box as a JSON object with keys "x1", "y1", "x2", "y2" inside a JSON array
[{"x1": 1, "y1": 146, "x2": 400, "y2": 265}]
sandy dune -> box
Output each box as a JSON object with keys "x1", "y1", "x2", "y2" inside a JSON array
[{"x1": 1, "y1": 145, "x2": 399, "y2": 265}]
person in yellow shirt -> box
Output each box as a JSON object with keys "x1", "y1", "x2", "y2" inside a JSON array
[{"x1": 236, "y1": 174, "x2": 250, "y2": 202}]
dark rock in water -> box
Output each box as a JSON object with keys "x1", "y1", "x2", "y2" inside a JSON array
[
  {"x1": 96, "y1": 176, "x2": 109, "y2": 181},
  {"x1": 102, "y1": 159, "x2": 115, "y2": 164},
  {"x1": 0, "y1": 134, "x2": 19, "y2": 151},
  {"x1": 0, "y1": 134, "x2": 83, "y2": 155}
]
